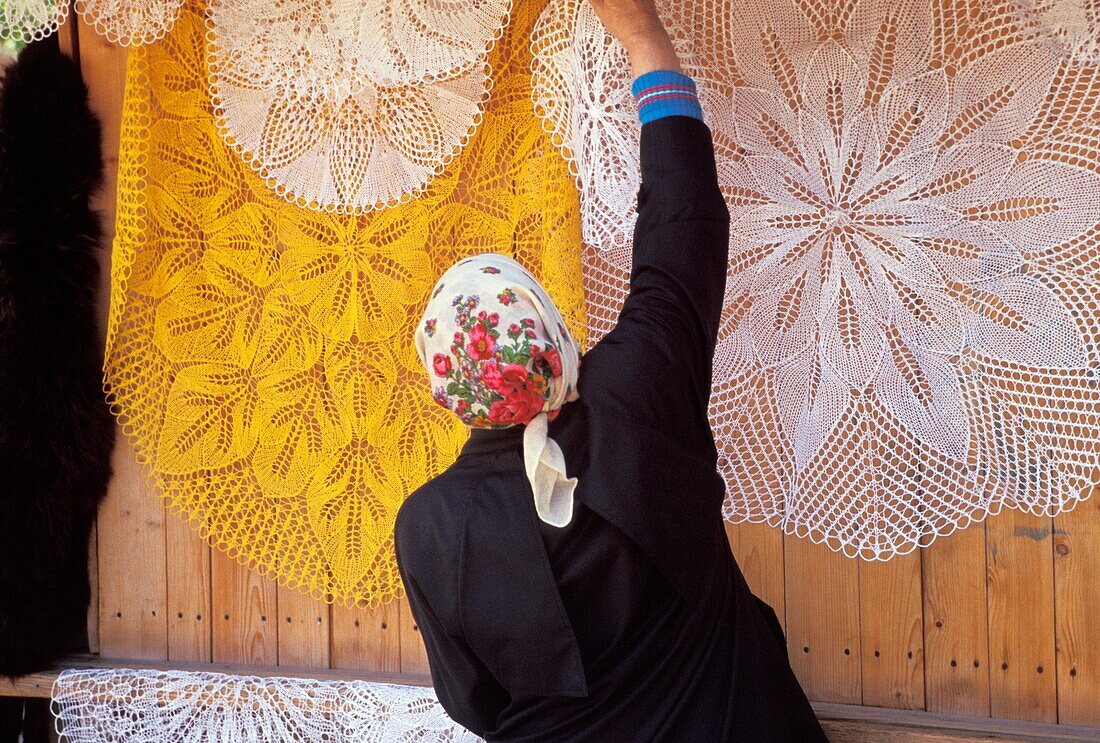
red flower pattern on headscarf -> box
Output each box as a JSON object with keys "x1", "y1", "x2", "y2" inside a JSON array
[
  {"x1": 466, "y1": 323, "x2": 496, "y2": 360},
  {"x1": 488, "y1": 387, "x2": 545, "y2": 425},
  {"x1": 497, "y1": 364, "x2": 530, "y2": 392},
  {"x1": 537, "y1": 348, "x2": 563, "y2": 377},
  {"x1": 481, "y1": 361, "x2": 503, "y2": 391},
  {"x1": 432, "y1": 353, "x2": 452, "y2": 377}
]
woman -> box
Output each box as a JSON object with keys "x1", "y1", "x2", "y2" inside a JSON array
[{"x1": 396, "y1": 1, "x2": 826, "y2": 739}]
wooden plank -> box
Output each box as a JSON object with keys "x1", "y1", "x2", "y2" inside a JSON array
[
  {"x1": 784, "y1": 536, "x2": 862, "y2": 704},
  {"x1": 76, "y1": 18, "x2": 169, "y2": 662},
  {"x1": 76, "y1": 18, "x2": 124, "y2": 344},
  {"x1": 86, "y1": 528, "x2": 99, "y2": 654},
  {"x1": 859, "y1": 553, "x2": 925, "y2": 709},
  {"x1": 923, "y1": 525, "x2": 991, "y2": 716},
  {"x1": 733, "y1": 522, "x2": 786, "y2": 633},
  {"x1": 165, "y1": 517, "x2": 210, "y2": 663},
  {"x1": 330, "y1": 603, "x2": 401, "y2": 673},
  {"x1": 1054, "y1": 491, "x2": 1100, "y2": 726},
  {"x1": 820, "y1": 719, "x2": 1075, "y2": 742},
  {"x1": 96, "y1": 441, "x2": 168, "y2": 660},
  {"x1": 986, "y1": 511, "x2": 1057, "y2": 722},
  {"x1": 397, "y1": 598, "x2": 431, "y2": 676},
  {"x1": 276, "y1": 586, "x2": 330, "y2": 669},
  {"x1": 210, "y1": 550, "x2": 278, "y2": 666},
  {"x1": 57, "y1": 5, "x2": 76, "y2": 60},
  {"x1": 812, "y1": 702, "x2": 1100, "y2": 742}
]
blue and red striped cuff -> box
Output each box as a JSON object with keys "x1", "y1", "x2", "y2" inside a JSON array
[{"x1": 631, "y1": 69, "x2": 704, "y2": 125}]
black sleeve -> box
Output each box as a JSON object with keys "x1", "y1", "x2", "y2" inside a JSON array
[
  {"x1": 400, "y1": 573, "x2": 509, "y2": 736},
  {"x1": 585, "y1": 116, "x2": 730, "y2": 431},
  {"x1": 394, "y1": 508, "x2": 509, "y2": 737}
]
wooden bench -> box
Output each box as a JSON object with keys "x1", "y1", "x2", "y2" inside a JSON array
[{"x1": 4, "y1": 656, "x2": 1098, "y2": 742}]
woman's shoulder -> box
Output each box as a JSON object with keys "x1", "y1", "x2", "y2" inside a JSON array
[{"x1": 394, "y1": 467, "x2": 476, "y2": 575}]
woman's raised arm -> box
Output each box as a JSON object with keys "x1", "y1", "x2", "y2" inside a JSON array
[
  {"x1": 583, "y1": 0, "x2": 730, "y2": 433},
  {"x1": 587, "y1": 0, "x2": 682, "y2": 76}
]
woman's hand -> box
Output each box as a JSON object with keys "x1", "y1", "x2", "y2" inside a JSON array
[{"x1": 587, "y1": 0, "x2": 682, "y2": 77}]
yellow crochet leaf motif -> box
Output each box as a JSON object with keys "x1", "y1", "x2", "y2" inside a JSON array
[
  {"x1": 277, "y1": 210, "x2": 433, "y2": 343},
  {"x1": 206, "y1": 204, "x2": 281, "y2": 289},
  {"x1": 105, "y1": 0, "x2": 584, "y2": 606},
  {"x1": 308, "y1": 438, "x2": 397, "y2": 595},
  {"x1": 129, "y1": 187, "x2": 206, "y2": 299},
  {"x1": 324, "y1": 337, "x2": 399, "y2": 439},
  {"x1": 157, "y1": 364, "x2": 260, "y2": 473},
  {"x1": 253, "y1": 362, "x2": 354, "y2": 496},
  {"x1": 252, "y1": 287, "x2": 324, "y2": 379},
  {"x1": 146, "y1": 24, "x2": 208, "y2": 121},
  {"x1": 153, "y1": 255, "x2": 265, "y2": 366},
  {"x1": 151, "y1": 121, "x2": 246, "y2": 220}
]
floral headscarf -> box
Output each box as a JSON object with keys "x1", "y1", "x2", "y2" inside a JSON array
[{"x1": 415, "y1": 254, "x2": 581, "y2": 527}]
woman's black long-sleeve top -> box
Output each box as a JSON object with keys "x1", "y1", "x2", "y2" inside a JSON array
[{"x1": 395, "y1": 116, "x2": 826, "y2": 742}]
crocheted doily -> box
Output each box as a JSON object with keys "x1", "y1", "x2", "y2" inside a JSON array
[
  {"x1": 74, "y1": 0, "x2": 183, "y2": 45},
  {"x1": 0, "y1": 0, "x2": 68, "y2": 44},
  {"x1": 105, "y1": 0, "x2": 583, "y2": 607},
  {"x1": 576, "y1": 0, "x2": 1100, "y2": 559},
  {"x1": 207, "y1": 0, "x2": 511, "y2": 213},
  {"x1": 51, "y1": 668, "x2": 481, "y2": 742}
]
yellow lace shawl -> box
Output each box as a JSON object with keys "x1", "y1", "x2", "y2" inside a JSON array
[{"x1": 105, "y1": 0, "x2": 585, "y2": 607}]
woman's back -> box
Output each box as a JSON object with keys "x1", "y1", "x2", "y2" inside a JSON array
[
  {"x1": 397, "y1": 114, "x2": 825, "y2": 740},
  {"x1": 397, "y1": 381, "x2": 816, "y2": 741}
]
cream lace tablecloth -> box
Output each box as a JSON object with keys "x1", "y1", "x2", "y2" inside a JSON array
[{"x1": 540, "y1": 0, "x2": 1100, "y2": 559}]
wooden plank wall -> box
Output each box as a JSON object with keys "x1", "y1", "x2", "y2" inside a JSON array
[{"x1": 67, "y1": 9, "x2": 1100, "y2": 731}]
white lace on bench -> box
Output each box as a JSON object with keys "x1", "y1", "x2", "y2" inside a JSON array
[
  {"x1": 52, "y1": 668, "x2": 482, "y2": 742},
  {"x1": 562, "y1": 0, "x2": 1100, "y2": 559}
]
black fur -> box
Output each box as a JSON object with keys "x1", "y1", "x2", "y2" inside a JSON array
[{"x1": 0, "y1": 38, "x2": 115, "y2": 677}]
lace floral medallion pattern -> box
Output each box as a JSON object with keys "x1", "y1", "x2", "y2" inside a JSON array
[
  {"x1": 105, "y1": 0, "x2": 584, "y2": 606},
  {"x1": 345, "y1": 0, "x2": 513, "y2": 86},
  {"x1": 0, "y1": 0, "x2": 68, "y2": 44},
  {"x1": 1030, "y1": 0, "x2": 1100, "y2": 63},
  {"x1": 531, "y1": 0, "x2": 697, "y2": 249},
  {"x1": 573, "y1": 0, "x2": 1100, "y2": 558},
  {"x1": 74, "y1": 0, "x2": 183, "y2": 45},
  {"x1": 207, "y1": 0, "x2": 511, "y2": 213}
]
